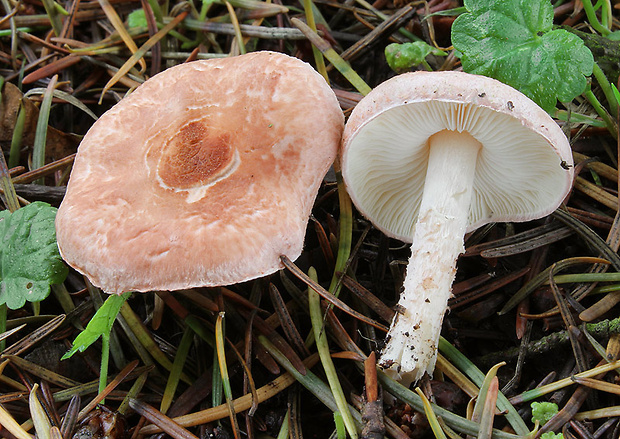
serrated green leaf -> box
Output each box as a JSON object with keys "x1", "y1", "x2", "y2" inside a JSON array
[
  {"x1": 385, "y1": 42, "x2": 446, "y2": 73},
  {"x1": 0, "y1": 202, "x2": 68, "y2": 309},
  {"x1": 62, "y1": 291, "x2": 131, "y2": 360},
  {"x1": 452, "y1": 0, "x2": 594, "y2": 112}
]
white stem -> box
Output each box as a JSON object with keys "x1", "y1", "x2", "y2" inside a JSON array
[{"x1": 380, "y1": 130, "x2": 481, "y2": 386}]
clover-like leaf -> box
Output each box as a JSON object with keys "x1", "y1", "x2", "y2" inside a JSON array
[
  {"x1": 451, "y1": 0, "x2": 594, "y2": 112},
  {"x1": 0, "y1": 202, "x2": 68, "y2": 309}
]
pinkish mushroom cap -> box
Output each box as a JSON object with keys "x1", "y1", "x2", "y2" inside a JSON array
[{"x1": 56, "y1": 51, "x2": 344, "y2": 294}]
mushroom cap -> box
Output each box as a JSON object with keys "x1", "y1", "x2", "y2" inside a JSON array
[
  {"x1": 341, "y1": 71, "x2": 573, "y2": 243},
  {"x1": 56, "y1": 51, "x2": 344, "y2": 294}
]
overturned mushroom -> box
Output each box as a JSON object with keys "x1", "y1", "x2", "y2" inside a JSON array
[
  {"x1": 341, "y1": 71, "x2": 573, "y2": 385},
  {"x1": 56, "y1": 51, "x2": 344, "y2": 294}
]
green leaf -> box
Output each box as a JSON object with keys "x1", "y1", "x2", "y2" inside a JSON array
[
  {"x1": 385, "y1": 42, "x2": 446, "y2": 73},
  {"x1": 62, "y1": 292, "x2": 132, "y2": 360},
  {"x1": 540, "y1": 433, "x2": 563, "y2": 439},
  {"x1": 0, "y1": 202, "x2": 68, "y2": 309},
  {"x1": 530, "y1": 401, "x2": 558, "y2": 426},
  {"x1": 333, "y1": 412, "x2": 346, "y2": 439},
  {"x1": 127, "y1": 9, "x2": 147, "y2": 28},
  {"x1": 612, "y1": 83, "x2": 620, "y2": 107},
  {"x1": 451, "y1": 0, "x2": 594, "y2": 112}
]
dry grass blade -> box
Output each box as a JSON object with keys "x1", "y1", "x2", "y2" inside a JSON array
[
  {"x1": 574, "y1": 405, "x2": 620, "y2": 421},
  {"x1": 0, "y1": 323, "x2": 25, "y2": 341},
  {"x1": 129, "y1": 398, "x2": 200, "y2": 439},
  {"x1": 436, "y1": 354, "x2": 479, "y2": 399},
  {"x1": 480, "y1": 227, "x2": 574, "y2": 258},
  {"x1": 465, "y1": 223, "x2": 565, "y2": 256},
  {"x1": 77, "y1": 359, "x2": 139, "y2": 421},
  {"x1": 118, "y1": 302, "x2": 182, "y2": 377},
  {"x1": 4, "y1": 355, "x2": 82, "y2": 388},
  {"x1": 470, "y1": 363, "x2": 504, "y2": 427},
  {"x1": 312, "y1": 217, "x2": 335, "y2": 267},
  {"x1": 539, "y1": 382, "x2": 592, "y2": 436},
  {"x1": 415, "y1": 387, "x2": 448, "y2": 439},
  {"x1": 181, "y1": 18, "x2": 306, "y2": 39},
  {"x1": 290, "y1": 18, "x2": 372, "y2": 95},
  {"x1": 0, "y1": 403, "x2": 33, "y2": 439},
  {"x1": 476, "y1": 377, "x2": 499, "y2": 439},
  {"x1": 553, "y1": 208, "x2": 620, "y2": 270},
  {"x1": 117, "y1": 370, "x2": 149, "y2": 416},
  {"x1": 225, "y1": 0, "x2": 245, "y2": 55},
  {"x1": 29, "y1": 384, "x2": 52, "y2": 439},
  {"x1": 25, "y1": 88, "x2": 97, "y2": 121},
  {"x1": 220, "y1": 286, "x2": 267, "y2": 313},
  {"x1": 237, "y1": 309, "x2": 307, "y2": 375},
  {"x1": 100, "y1": 9, "x2": 189, "y2": 99},
  {"x1": 22, "y1": 55, "x2": 81, "y2": 85},
  {"x1": 341, "y1": 275, "x2": 394, "y2": 323},
  {"x1": 573, "y1": 152, "x2": 618, "y2": 181},
  {"x1": 11, "y1": 154, "x2": 76, "y2": 185},
  {"x1": 260, "y1": 335, "x2": 363, "y2": 431},
  {"x1": 498, "y1": 257, "x2": 608, "y2": 315},
  {"x1": 139, "y1": 354, "x2": 321, "y2": 434},
  {"x1": 49, "y1": 426, "x2": 62, "y2": 439},
  {"x1": 572, "y1": 375, "x2": 620, "y2": 395},
  {"x1": 60, "y1": 394, "x2": 80, "y2": 438},
  {"x1": 580, "y1": 290, "x2": 620, "y2": 321},
  {"x1": 96, "y1": 0, "x2": 146, "y2": 73},
  {"x1": 548, "y1": 266, "x2": 589, "y2": 372},
  {"x1": 0, "y1": 148, "x2": 21, "y2": 211},
  {"x1": 3, "y1": 314, "x2": 65, "y2": 356},
  {"x1": 574, "y1": 176, "x2": 618, "y2": 210},
  {"x1": 280, "y1": 255, "x2": 388, "y2": 332},
  {"x1": 449, "y1": 267, "x2": 530, "y2": 310},
  {"x1": 269, "y1": 283, "x2": 310, "y2": 357},
  {"x1": 0, "y1": 0, "x2": 18, "y2": 66},
  {"x1": 509, "y1": 358, "x2": 620, "y2": 405},
  {"x1": 176, "y1": 289, "x2": 219, "y2": 313},
  {"x1": 0, "y1": 373, "x2": 27, "y2": 393},
  {"x1": 215, "y1": 312, "x2": 241, "y2": 439},
  {"x1": 339, "y1": 4, "x2": 415, "y2": 63}
]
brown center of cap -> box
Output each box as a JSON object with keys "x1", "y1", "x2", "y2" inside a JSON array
[{"x1": 157, "y1": 121, "x2": 237, "y2": 190}]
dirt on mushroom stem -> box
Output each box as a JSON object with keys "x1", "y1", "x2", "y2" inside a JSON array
[{"x1": 379, "y1": 130, "x2": 481, "y2": 385}]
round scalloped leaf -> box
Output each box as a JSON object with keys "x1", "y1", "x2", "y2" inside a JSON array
[
  {"x1": 0, "y1": 202, "x2": 68, "y2": 309},
  {"x1": 452, "y1": 0, "x2": 593, "y2": 113}
]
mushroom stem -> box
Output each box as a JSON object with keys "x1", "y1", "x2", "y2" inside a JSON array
[{"x1": 380, "y1": 130, "x2": 481, "y2": 385}]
